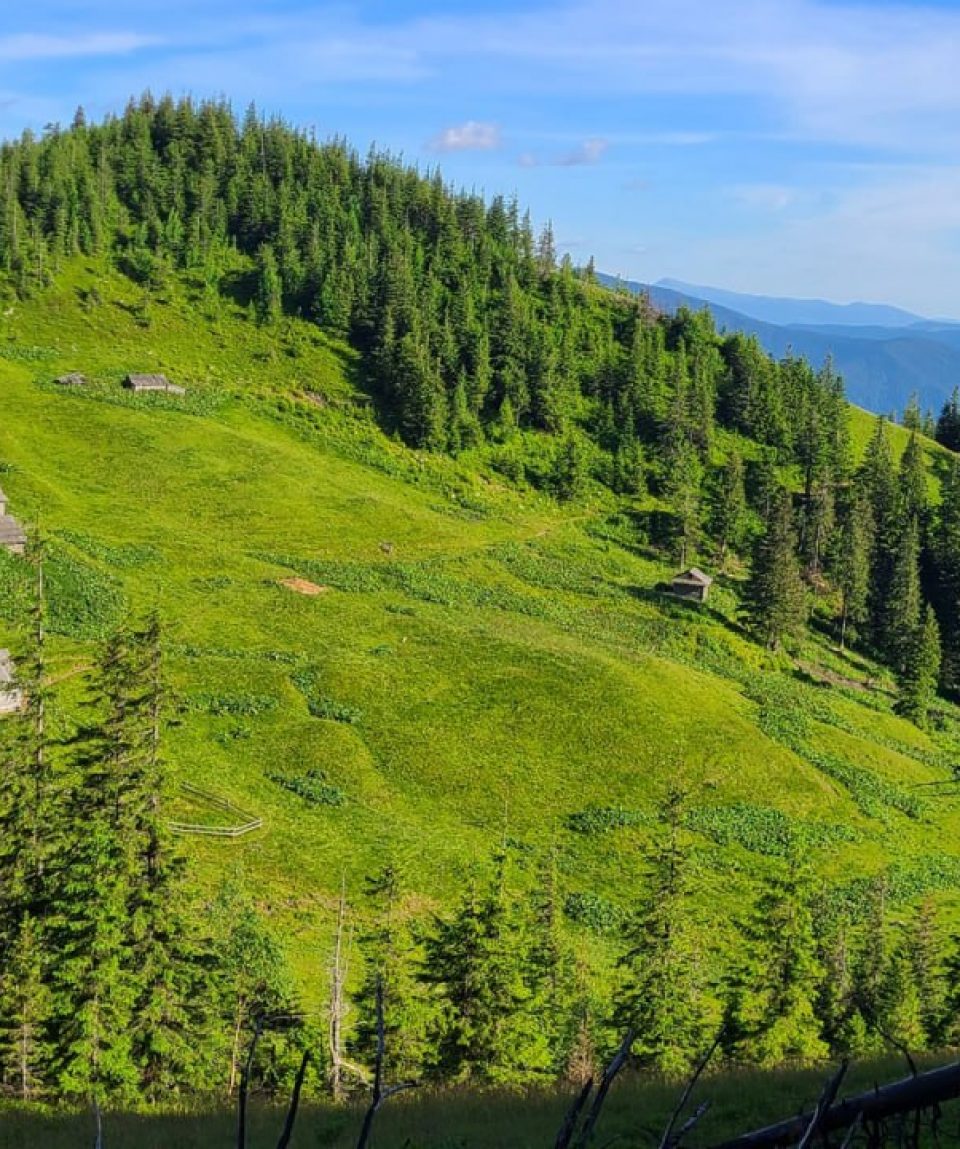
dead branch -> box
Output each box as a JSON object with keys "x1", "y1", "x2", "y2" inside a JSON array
[
  {"x1": 658, "y1": 1033, "x2": 724, "y2": 1149},
  {"x1": 236, "y1": 1019, "x2": 263, "y2": 1149},
  {"x1": 571, "y1": 1028, "x2": 637, "y2": 1149},
  {"x1": 796, "y1": 1061, "x2": 849, "y2": 1149},
  {"x1": 275, "y1": 1050, "x2": 311, "y2": 1149},
  {"x1": 555, "y1": 1080, "x2": 596, "y2": 1149},
  {"x1": 709, "y1": 1060, "x2": 960, "y2": 1149},
  {"x1": 356, "y1": 977, "x2": 419, "y2": 1149}
]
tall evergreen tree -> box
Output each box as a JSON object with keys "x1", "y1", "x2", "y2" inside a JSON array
[
  {"x1": 743, "y1": 488, "x2": 806, "y2": 650},
  {"x1": 897, "y1": 605, "x2": 942, "y2": 728},
  {"x1": 614, "y1": 785, "x2": 710, "y2": 1073}
]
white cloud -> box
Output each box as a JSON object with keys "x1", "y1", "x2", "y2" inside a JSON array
[
  {"x1": 0, "y1": 33, "x2": 156, "y2": 61},
  {"x1": 428, "y1": 120, "x2": 501, "y2": 153}
]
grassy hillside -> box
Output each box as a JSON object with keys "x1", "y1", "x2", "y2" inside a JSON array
[{"x1": 1, "y1": 258, "x2": 959, "y2": 998}]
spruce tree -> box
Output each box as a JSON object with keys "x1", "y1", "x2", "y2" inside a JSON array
[
  {"x1": 254, "y1": 242, "x2": 283, "y2": 325},
  {"x1": 743, "y1": 487, "x2": 806, "y2": 650},
  {"x1": 897, "y1": 605, "x2": 941, "y2": 728},
  {"x1": 898, "y1": 431, "x2": 927, "y2": 527},
  {"x1": 614, "y1": 785, "x2": 709, "y2": 1073},
  {"x1": 885, "y1": 516, "x2": 922, "y2": 673},
  {"x1": 831, "y1": 484, "x2": 871, "y2": 650},
  {"x1": 860, "y1": 418, "x2": 900, "y2": 655},
  {"x1": 709, "y1": 450, "x2": 748, "y2": 569},
  {"x1": 726, "y1": 858, "x2": 827, "y2": 1067},
  {"x1": 419, "y1": 854, "x2": 545, "y2": 1083},
  {"x1": 352, "y1": 864, "x2": 425, "y2": 1081}
]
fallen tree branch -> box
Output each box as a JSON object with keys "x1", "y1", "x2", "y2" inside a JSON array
[
  {"x1": 709, "y1": 1060, "x2": 960, "y2": 1149},
  {"x1": 796, "y1": 1060, "x2": 848, "y2": 1149},
  {"x1": 571, "y1": 1028, "x2": 636, "y2": 1149},
  {"x1": 276, "y1": 1050, "x2": 311, "y2": 1149},
  {"x1": 658, "y1": 1032, "x2": 723, "y2": 1149},
  {"x1": 555, "y1": 1080, "x2": 595, "y2": 1149},
  {"x1": 237, "y1": 1019, "x2": 263, "y2": 1149}
]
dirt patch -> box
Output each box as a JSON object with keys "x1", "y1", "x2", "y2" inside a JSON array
[
  {"x1": 280, "y1": 577, "x2": 329, "y2": 597},
  {"x1": 796, "y1": 659, "x2": 873, "y2": 693}
]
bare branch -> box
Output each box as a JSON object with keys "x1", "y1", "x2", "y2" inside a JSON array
[
  {"x1": 555, "y1": 1079, "x2": 595, "y2": 1149},
  {"x1": 572, "y1": 1028, "x2": 636, "y2": 1149},
  {"x1": 275, "y1": 1051, "x2": 310, "y2": 1149},
  {"x1": 658, "y1": 1032, "x2": 723, "y2": 1149},
  {"x1": 797, "y1": 1061, "x2": 849, "y2": 1149}
]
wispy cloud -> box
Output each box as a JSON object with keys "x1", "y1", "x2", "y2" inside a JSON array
[
  {"x1": 428, "y1": 120, "x2": 501, "y2": 153},
  {"x1": 556, "y1": 137, "x2": 608, "y2": 166},
  {"x1": 0, "y1": 32, "x2": 157, "y2": 61},
  {"x1": 517, "y1": 137, "x2": 609, "y2": 168},
  {"x1": 729, "y1": 184, "x2": 800, "y2": 213}
]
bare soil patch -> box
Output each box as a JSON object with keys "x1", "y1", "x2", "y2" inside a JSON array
[{"x1": 280, "y1": 577, "x2": 329, "y2": 597}]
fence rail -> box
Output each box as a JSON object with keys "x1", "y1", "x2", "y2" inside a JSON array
[{"x1": 168, "y1": 783, "x2": 263, "y2": 838}]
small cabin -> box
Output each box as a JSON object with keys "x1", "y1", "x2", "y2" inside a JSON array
[
  {"x1": 55, "y1": 372, "x2": 87, "y2": 387},
  {"x1": 0, "y1": 651, "x2": 23, "y2": 715},
  {"x1": 670, "y1": 567, "x2": 713, "y2": 604},
  {"x1": 123, "y1": 373, "x2": 186, "y2": 396}
]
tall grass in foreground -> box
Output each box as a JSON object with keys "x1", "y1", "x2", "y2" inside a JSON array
[{"x1": 2, "y1": 1056, "x2": 959, "y2": 1148}]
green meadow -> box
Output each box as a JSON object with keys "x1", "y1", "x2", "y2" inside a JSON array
[{"x1": 1, "y1": 259, "x2": 959, "y2": 989}]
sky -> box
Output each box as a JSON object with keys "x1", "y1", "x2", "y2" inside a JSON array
[{"x1": 3, "y1": 0, "x2": 960, "y2": 318}]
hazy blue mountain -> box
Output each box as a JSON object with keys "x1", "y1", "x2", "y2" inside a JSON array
[
  {"x1": 600, "y1": 275, "x2": 960, "y2": 417},
  {"x1": 656, "y1": 277, "x2": 931, "y2": 328}
]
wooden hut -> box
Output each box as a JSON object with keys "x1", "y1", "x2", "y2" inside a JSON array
[
  {"x1": 55, "y1": 372, "x2": 87, "y2": 387},
  {"x1": 670, "y1": 567, "x2": 713, "y2": 604},
  {"x1": 0, "y1": 513, "x2": 26, "y2": 556},
  {"x1": 123, "y1": 373, "x2": 186, "y2": 396},
  {"x1": 0, "y1": 651, "x2": 23, "y2": 715}
]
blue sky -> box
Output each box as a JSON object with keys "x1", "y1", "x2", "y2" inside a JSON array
[{"x1": 3, "y1": 0, "x2": 960, "y2": 317}]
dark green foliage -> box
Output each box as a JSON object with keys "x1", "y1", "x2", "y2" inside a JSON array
[
  {"x1": 268, "y1": 769, "x2": 345, "y2": 807},
  {"x1": 614, "y1": 786, "x2": 712, "y2": 1073},
  {"x1": 897, "y1": 605, "x2": 942, "y2": 728},
  {"x1": 936, "y1": 386, "x2": 960, "y2": 452},
  {"x1": 742, "y1": 488, "x2": 806, "y2": 649},
  {"x1": 726, "y1": 860, "x2": 827, "y2": 1066}
]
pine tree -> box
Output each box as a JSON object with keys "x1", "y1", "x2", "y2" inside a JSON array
[
  {"x1": 743, "y1": 488, "x2": 806, "y2": 650},
  {"x1": 726, "y1": 858, "x2": 827, "y2": 1067},
  {"x1": 254, "y1": 242, "x2": 283, "y2": 325},
  {"x1": 899, "y1": 431, "x2": 927, "y2": 527},
  {"x1": 831, "y1": 484, "x2": 871, "y2": 650},
  {"x1": 897, "y1": 605, "x2": 941, "y2": 728},
  {"x1": 352, "y1": 865, "x2": 425, "y2": 1081},
  {"x1": 885, "y1": 516, "x2": 922, "y2": 673},
  {"x1": 860, "y1": 418, "x2": 900, "y2": 654},
  {"x1": 709, "y1": 450, "x2": 748, "y2": 569},
  {"x1": 419, "y1": 855, "x2": 545, "y2": 1083},
  {"x1": 614, "y1": 785, "x2": 710, "y2": 1074},
  {"x1": 933, "y1": 458, "x2": 960, "y2": 694},
  {"x1": 936, "y1": 387, "x2": 960, "y2": 452}
]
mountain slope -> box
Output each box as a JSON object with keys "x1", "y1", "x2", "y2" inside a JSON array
[{"x1": 2, "y1": 259, "x2": 960, "y2": 995}]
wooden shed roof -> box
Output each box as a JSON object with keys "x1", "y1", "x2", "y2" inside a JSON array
[
  {"x1": 0, "y1": 516, "x2": 27, "y2": 545},
  {"x1": 0, "y1": 651, "x2": 14, "y2": 685},
  {"x1": 672, "y1": 567, "x2": 713, "y2": 587}
]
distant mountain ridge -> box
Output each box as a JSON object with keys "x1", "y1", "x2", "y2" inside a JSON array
[
  {"x1": 656, "y1": 278, "x2": 935, "y2": 329},
  {"x1": 602, "y1": 275, "x2": 960, "y2": 418}
]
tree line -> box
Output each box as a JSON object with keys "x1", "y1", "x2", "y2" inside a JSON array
[
  {"x1": 2, "y1": 95, "x2": 958, "y2": 712},
  {"x1": 4, "y1": 596, "x2": 960, "y2": 1105}
]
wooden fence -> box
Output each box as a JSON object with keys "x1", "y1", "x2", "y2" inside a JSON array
[{"x1": 168, "y1": 782, "x2": 263, "y2": 838}]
